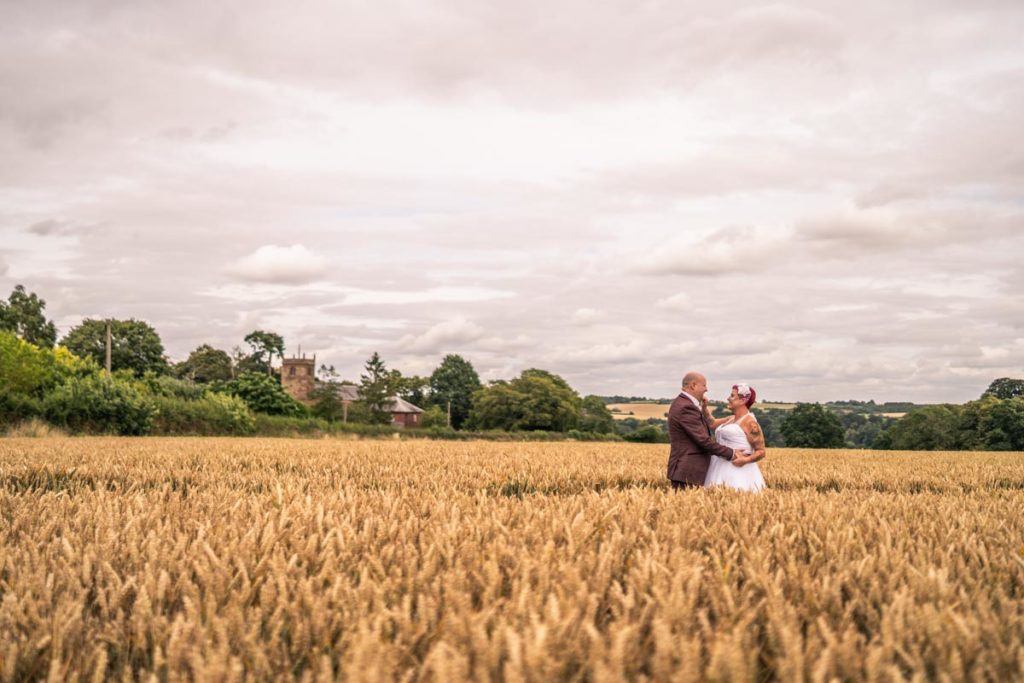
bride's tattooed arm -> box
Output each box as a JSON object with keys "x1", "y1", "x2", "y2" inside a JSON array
[{"x1": 742, "y1": 418, "x2": 767, "y2": 461}]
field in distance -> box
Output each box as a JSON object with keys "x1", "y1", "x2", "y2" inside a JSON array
[
  {"x1": 2, "y1": 438, "x2": 1022, "y2": 681},
  {"x1": 607, "y1": 402, "x2": 671, "y2": 420},
  {"x1": 609, "y1": 401, "x2": 801, "y2": 420}
]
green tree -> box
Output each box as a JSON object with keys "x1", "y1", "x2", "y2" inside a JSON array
[
  {"x1": 0, "y1": 285, "x2": 57, "y2": 348},
  {"x1": 60, "y1": 318, "x2": 169, "y2": 377},
  {"x1": 309, "y1": 364, "x2": 347, "y2": 422},
  {"x1": 359, "y1": 352, "x2": 394, "y2": 425},
  {"x1": 579, "y1": 395, "x2": 617, "y2": 434},
  {"x1": 981, "y1": 398, "x2": 1024, "y2": 451},
  {"x1": 175, "y1": 344, "x2": 233, "y2": 383},
  {"x1": 468, "y1": 369, "x2": 581, "y2": 432},
  {"x1": 429, "y1": 355, "x2": 482, "y2": 429},
  {"x1": 875, "y1": 405, "x2": 960, "y2": 451},
  {"x1": 242, "y1": 330, "x2": 285, "y2": 376},
  {"x1": 467, "y1": 381, "x2": 523, "y2": 430},
  {"x1": 216, "y1": 371, "x2": 305, "y2": 416},
  {"x1": 780, "y1": 403, "x2": 845, "y2": 448},
  {"x1": 983, "y1": 377, "x2": 1024, "y2": 400},
  {"x1": 389, "y1": 370, "x2": 429, "y2": 407}
]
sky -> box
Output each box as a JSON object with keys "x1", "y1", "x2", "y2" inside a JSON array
[{"x1": 1, "y1": 0, "x2": 1022, "y2": 403}]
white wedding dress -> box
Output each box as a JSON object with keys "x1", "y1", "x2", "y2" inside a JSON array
[{"x1": 705, "y1": 414, "x2": 766, "y2": 492}]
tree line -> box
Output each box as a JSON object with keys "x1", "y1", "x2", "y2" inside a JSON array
[
  {"x1": 2, "y1": 283, "x2": 1021, "y2": 448},
  {"x1": 0, "y1": 285, "x2": 621, "y2": 438}
]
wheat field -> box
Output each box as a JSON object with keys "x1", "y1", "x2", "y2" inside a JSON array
[{"x1": 1, "y1": 438, "x2": 1022, "y2": 682}]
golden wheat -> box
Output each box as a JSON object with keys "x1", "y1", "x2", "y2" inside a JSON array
[{"x1": 1, "y1": 438, "x2": 1022, "y2": 681}]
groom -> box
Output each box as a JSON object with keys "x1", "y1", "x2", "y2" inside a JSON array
[{"x1": 667, "y1": 372, "x2": 751, "y2": 490}]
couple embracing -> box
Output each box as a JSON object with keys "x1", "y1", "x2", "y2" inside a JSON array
[{"x1": 666, "y1": 372, "x2": 766, "y2": 492}]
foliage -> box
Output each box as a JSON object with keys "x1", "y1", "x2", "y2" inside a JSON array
[
  {"x1": 579, "y1": 395, "x2": 617, "y2": 434},
  {"x1": 42, "y1": 374, "x2": 155, "y2": 435},
  {"x1": 621, "y1": 424, "x2": 668, "y2": 443},
  {"x1": 780, "y1": 403, "x2": 845, "y2": 448},
  {"x1": 873, "y1": 405, "x2": 961, "y2": 451},
  {"x1": 0, "y1": 284, "x2": 57, "y2": 347},
  {"x1": 215, "y1": 371, "x2": 307, "y2": 416},
  {"x1": 1, "y1": 330, "x2": 98, "y2": 397},
  {"x1": 978, "y1": 398, "x2": 1024, "y2": 451},
  {"x1": 0, "y1": 392, "x2": 44, "y2": 428},
  {"x1": 175, "y1": 344, "x2": 234, "y2": 383},
  {"x1": 60, "y1": 318, "x2": 170, "y2": 377},
  {"x1": 420, "y1": 404, "x2": 448, "y2": 429},
  {"x1": 141, "y1": 372, "x2": 207, "y2": 400},
  {"x1": 241, "y1": 330, "x2": 285, "y2": 376},
  {"x1": 837, "y1": 412, "x2": 896, "y2": 449},
  {"x1": 390, "y1": 370, "x2": 429, "y2": 407},
  {"x1": 359, "y1": 352, "x2": 394, "y2": 425},
  {"x1": 150, "y1": 393, "x2": 256, "y2": 435},
  {"x1": 983, "y1": 377, "x2": 1024, "y2": 400},
  {"x1": 428, "y1": 354, "x2": 482, "y2": 430},
  {"x1": 468, "y1": 369, "x2": 582, "y2": 432}
]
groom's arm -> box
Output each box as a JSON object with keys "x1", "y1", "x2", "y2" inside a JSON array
[{"x1": 674, "y1": 406, "x2": 736, "y2": 460}]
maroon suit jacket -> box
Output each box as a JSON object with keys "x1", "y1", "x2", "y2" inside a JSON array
[{"x1": 666, "y1": 393, "x2": 736, "y2": 485}]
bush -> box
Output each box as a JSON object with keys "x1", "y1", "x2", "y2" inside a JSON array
[
  {"x1": 253, "y1": 414, "x2": 334, "y2": 437},
  {"x1": 421, "y1": 405, "x2": 448, "y2": 429},
  {"x1": 150, "y1": 393, "x2": 256, "y2": 435},
  {"x1": 215, "y1": 372, "x2": 307, "y2": 417},
  {"x1": 622, "y1": 425, "x2": 668, "y2": 443},
  {"x1": 43, "y1": 374, "x2": 155, "y2": 435},
  {"x1": 141, "y1": 373, "x2": 207, "y2": 400},
  {"x1": 0, "y1": 391, "x2": 44, "y2": 428}
]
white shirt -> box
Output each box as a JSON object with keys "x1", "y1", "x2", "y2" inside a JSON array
[{"x1": 680, "y1": 391, "x2": 701, "y2": 409}]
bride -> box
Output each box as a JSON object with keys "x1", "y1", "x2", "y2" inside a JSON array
[{"x1": 701, "y1": 383, "x2": 766, "y2": 491}]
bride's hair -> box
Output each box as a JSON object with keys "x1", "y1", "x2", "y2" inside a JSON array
[{"x1": 733, "y1": 384, "x2": 756, "y2": 408}]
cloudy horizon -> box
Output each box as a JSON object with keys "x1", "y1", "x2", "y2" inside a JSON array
[{"x1": 2, "y1": 0, "x2": 1022, "y2": 403}]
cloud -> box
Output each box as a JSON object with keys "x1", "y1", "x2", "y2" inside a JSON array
[
  {"x1": 225, "y1": 244, "x2": 327, "y2": 284},
  {"x1": 396, "y1": 318, "x2": 486, "y2": 354},
  {"x1": 25, "y1": 219, "x2": 98, "y2": 237},
  {"x1": 0, "y1": 256, "x2": 7, "y2": 277},
  {"x1": 654, "y1": 293, "x2": 691, "y2": 312},
  {"x1": 571, "y1": 308, "x2": 605, "y2": 324},
  {"x1": 2, "y1": 1, "x2": 1023, "y2": 403}
]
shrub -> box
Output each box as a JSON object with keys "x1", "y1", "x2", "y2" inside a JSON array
[
  {"x1": 141, "y1": 373, "x2": 207, "y2": 400},
  {"x1": 150, "y1": 393, "x2": 256, "y2": 436},
  {"x1": 421, "y1": 405, "x2": 448, "y2": 429},
  {"x1": 0, "y1": 391, "x2": 44, "y2": 428},
  {"x1": 43, "y1": 374, "x2": 155, "y2": 435},
  {"x1": 215, "y1": 372, "x2": 307, "y2": 417}
]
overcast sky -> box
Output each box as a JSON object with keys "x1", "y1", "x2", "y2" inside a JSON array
[{"x1": 2, "y1": 0, "x2": 1022, "y2": 403}]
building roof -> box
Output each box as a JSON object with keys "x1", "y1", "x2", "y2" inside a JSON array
[
  {"x1": 326, "y1": 383, "x2": 423, "y2": 413},
  {"x1": 386, "y1": 396, "x2": 424, "y2": 414}
]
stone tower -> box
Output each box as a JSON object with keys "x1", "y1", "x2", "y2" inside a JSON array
[{"x1": 281, "y1": 355, "x2": 316, "y2": 404}]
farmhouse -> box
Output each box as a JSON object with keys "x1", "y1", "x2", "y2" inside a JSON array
[{"x1": 280, "y1": 355, "x2": 424, "y2": 428}]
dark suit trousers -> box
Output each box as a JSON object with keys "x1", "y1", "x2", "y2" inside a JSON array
[{"x1": 672, "y1": 480, "x2": 701, "y2": 491}]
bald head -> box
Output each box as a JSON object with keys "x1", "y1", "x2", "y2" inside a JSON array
[
  {"x1": 682, "y1": 372, "x2": 705, "y2": 389},
  {"x1": 681, "y1": 372, "x2": 709, "y2": 400}
]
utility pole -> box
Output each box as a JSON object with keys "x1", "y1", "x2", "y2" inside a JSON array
[
  {"x1": 104, "y1": 322, "x2": 112, "y2": 377},
  {"x1": 447, "y1": 400, "x2": 452, "y2": 429}
]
